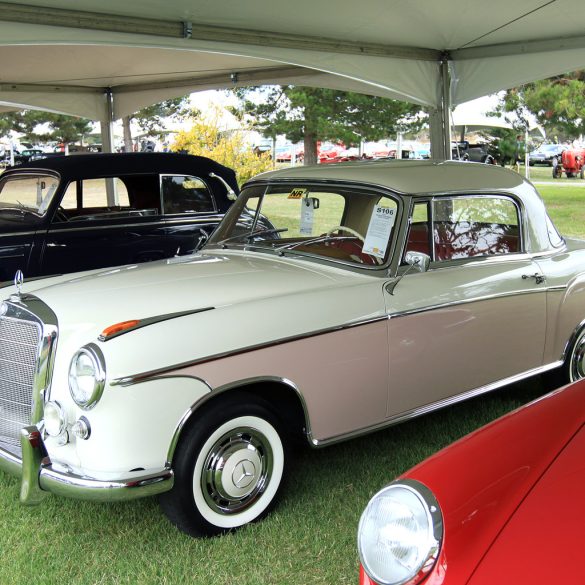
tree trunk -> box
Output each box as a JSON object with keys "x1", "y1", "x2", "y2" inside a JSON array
[
  {"x1": 122, "y1": 116, "x2": 133, "y2": 152},
  {"x1": 303, "y1": 132, "x2": 318, "y2": 165}
]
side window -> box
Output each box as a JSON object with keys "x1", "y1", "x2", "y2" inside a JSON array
[
  {"x1": 432, "y1": 196, "x2": 520, "y2": 261},
  {"x1": 162, "y1": 175, "x2": 215, "y2": 214},
  {"x1": 60, "y1": 178, "x2": 130, "y2": 219}
]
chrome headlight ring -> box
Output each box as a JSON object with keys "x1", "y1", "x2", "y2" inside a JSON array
[
  {"x1": 357, "y1": 479, "x2": 443, "y2": 585},
  {"x1": 68, "y1": 343, "x2": 106, "y2": 410}
]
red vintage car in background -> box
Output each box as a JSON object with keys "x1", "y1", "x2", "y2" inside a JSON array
[
  {"x1": 552, "y1": 145, "x2": 585, "y2": 178},
  {"x1": 357, "y1": 379, "x2": 585, "y2": 585}
]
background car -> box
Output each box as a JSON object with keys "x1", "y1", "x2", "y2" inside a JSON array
[
  {"x1": 357, "y1": 378, "x2": 585, "y2": 585},
  {"x1": 528, "y1": 142, "x2": 565, "y2": 166},
  {"x1": 2, "y1": 160, "x2": 585, "y2": 540},
  {"x1": 451, "y1": 141, "x2": 495, "y2": 164},
  {"x1": 0, "y1": 152, "x2": 238, "y2": 281}
]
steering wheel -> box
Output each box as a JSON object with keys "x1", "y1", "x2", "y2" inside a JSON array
[{"x1": 326, "y1": 225, "x2": 365, "y2": 242}]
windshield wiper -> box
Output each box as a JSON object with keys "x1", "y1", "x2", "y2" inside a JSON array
[
  {"x1": 218, "y1": 227, "x2": 288, "y2": 246},
  {"x1": 276, "y1": 234, "x2": 352, "y2": 252}
]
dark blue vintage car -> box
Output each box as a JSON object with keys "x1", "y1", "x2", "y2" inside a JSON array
[{"x1": 0, "y1": 152, "x2": 239, "y2": 281}]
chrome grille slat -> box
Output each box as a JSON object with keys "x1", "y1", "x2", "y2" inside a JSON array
[{"x1": 0, "y1": 315, "x2": 41, "y2": 448}]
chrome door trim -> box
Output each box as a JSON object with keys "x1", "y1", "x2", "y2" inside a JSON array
[{"x1": 310, "y1": 360, "x2": 563, "y2": 447}]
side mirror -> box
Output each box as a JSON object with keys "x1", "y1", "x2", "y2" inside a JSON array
[{"x1": 404, "y1": 251, "x2": 430, "y2": 273}]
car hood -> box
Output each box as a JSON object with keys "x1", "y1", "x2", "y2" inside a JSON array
[
  {"x1": 466, "y1": 423, "x2": 585, "y2": 584},
  {"x1": 18, "y1": 249, "x2": 365, "y2": 324},
  {"x1": 406, "y1": 380, "x2": 585, "y2": 585}
]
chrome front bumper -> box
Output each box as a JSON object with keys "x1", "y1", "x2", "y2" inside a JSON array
[{"x1": 0, "y1": 426, "x2": 174, "y2": 505}]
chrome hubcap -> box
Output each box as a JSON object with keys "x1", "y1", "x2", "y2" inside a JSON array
[
  {"x1": 571, "y1": 336, "x2": 585, "y2": 381},
  {"x1": 201, "y1": 426, "x2": 273, "y2": 515}
]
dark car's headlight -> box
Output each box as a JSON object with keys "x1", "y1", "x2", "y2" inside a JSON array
[
  {"x1": 69, "y1": 344, "x2": 106, "y2": 409},
  {"x1": 357, "y1": 479, "x2": 443, "y2": 585}
]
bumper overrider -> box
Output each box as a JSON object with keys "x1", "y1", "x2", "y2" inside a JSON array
[{"x1": 0, "y1": 427, "x2": 174, "y2": 505}]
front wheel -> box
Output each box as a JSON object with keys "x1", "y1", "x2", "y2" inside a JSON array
[{"x1": 160, "y1": 396, "x2": 287, "y2": 537}]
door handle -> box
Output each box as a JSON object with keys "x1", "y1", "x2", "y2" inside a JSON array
[
  {"x1": 522, "y1": 273, "x2": 545, "y2": 285},
  {"x1": 46, "y1": 242, "x2": 67, "y2": 248}
]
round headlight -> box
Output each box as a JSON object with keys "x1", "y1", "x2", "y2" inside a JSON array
[
  {"x1": 68, "y1": 344, "x2": 106, "y2": 409},
  {"x1": 44, "y1": 400, "x2": 66, "y2": 437},
  {"x1": 357, "y1": 480, "x2": 443, "y2": 585}
]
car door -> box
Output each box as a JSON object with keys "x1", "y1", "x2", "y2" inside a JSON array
[
  {"x1": 160, "y1": 174, "x2": 224, "y2": 254},
  {"x1": 39, "y1": 176, "x2": 170, "y2": 276},
  {"x1": 383, "y1": 195, "x2": 547, "y2": 418}
]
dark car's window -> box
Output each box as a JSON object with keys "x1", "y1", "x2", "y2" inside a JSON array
[
  {"x1": 58, "y1": 177, "x2": 160, "y2": 222},
  {"x1": 405, "y1": 195, "x2": 521, "y2": 262},
  {"x1": 0, "y1": 173, "x2": 59, "y2": 223},
  {"x1": 161, "y1": 175, "x2": 216, "y2": 214}
]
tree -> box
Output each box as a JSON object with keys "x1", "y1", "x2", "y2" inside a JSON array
[
  {"x1": 0, "y1": 109, "x2": 93, "y2": 147},
  {"x1": 231, "y1": 86, "x2": 424, "y2": 165},
  {"x1": 121, "y1": 97, "x2": 191, "y2": 152},
  {"x1": 492, "y1": 71, "x2": 585, "y2": 141},
  {"x1": 171, "y1": 107, "x2": 273, "y2": 185}
]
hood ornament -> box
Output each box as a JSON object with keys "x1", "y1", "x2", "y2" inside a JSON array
[
  {"x1": 13, "y1": 269, "x2": 24, "y2": 299},
  {"x1": 14, "y1": 269, "x2": 24, "y2": 292}
]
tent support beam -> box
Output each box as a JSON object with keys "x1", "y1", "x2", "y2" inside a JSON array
[{"x1": 0, "y1": 1, "x2": 439, "y2": 61}]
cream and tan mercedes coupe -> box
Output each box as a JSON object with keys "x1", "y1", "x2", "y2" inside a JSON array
[{"x1": 1, "y1": 160, "x2": 584, "y2": 536}]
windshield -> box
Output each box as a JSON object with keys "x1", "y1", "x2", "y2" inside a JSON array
[
  {"x1": 207, "y1": 182, "x2": 399, "y2": 268},
  {"x1": 0, "y1": 173, "x2": 60, "y2": 222}
]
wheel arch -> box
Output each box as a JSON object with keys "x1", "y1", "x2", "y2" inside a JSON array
[{"x1": 166, "y1": 376, "x2": 311, "y2": 465}]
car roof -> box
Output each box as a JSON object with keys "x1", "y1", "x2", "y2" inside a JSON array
[
  {"x1": 10, "y1": 152, "x2": 239, "y2": 194},
  {"x1": 248, "y1": 159, "x2": 525, "y2": 196}
]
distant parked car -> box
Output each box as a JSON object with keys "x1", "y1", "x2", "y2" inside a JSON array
[
  {"x1": 452, "y1": 141, "x2": 495, "y2": 164},
  {"x1": 0, "y1": 152, "x2": 238, "y2": 281},
  {"x1": 553, "y1": 146, "x2": 585, "y2": 179},
  {"x1": 357, "y1": 378, "x2": 585, "y2": 585},
  {"x1": 528, "y1": 142, "x2": 565, "y2": 166},
  {"x1": 11, "y1": 148, "x2": 46, "y2": 166}
]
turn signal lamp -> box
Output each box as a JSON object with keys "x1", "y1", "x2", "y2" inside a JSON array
[{"x1": 99, "y1": 320, "x2": 140, "y2": 341}]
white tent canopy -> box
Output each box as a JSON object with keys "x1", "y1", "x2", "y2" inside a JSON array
[{"x1": 1, "y1": 0, "x2": 584, "y2": 156}]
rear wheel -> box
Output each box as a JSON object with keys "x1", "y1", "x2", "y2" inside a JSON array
[
  {"x1": 160, "y1": 396, "x2": 287, "y2": 537},
  {"x1": 566, "y1": 328, "x2": 585, "y2": 383}
]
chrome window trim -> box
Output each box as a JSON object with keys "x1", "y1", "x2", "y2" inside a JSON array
[
  {"x1": 159, "y1": 173, "x2": 217, "y2": 215},
  {"x1": 311, "y1": 360, "x2": 563, "y2": 447},
  {"x1": 47, "y1": 216, "x2": 221, "y2": 235},
  {"x1": 207, "y1": 178, "x2": 405, "y2": 276}
]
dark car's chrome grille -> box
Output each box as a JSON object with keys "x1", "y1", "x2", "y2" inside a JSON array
[{"x1": 0, "y1": 315, "x2": 41, "y2": 448}]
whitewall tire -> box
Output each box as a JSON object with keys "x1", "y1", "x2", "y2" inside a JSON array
[{"x1": 160, "y1": 396, "x2": 287, "y2": 537}]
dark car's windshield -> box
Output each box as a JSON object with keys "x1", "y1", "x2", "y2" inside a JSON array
[
  {"x1": 0, "y1": 173, "x2": 59, "y2": 222},
  {"x1": 207, "y1": 182, "x2": 399, "y2": 268}
]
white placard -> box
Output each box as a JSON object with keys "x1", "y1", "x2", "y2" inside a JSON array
[
  {"x1": 299, "y1": 197, "x2": 315, "y2": 235},
  {"x1": 363, "y1": 206, "x2": 396, "y2": 258}
]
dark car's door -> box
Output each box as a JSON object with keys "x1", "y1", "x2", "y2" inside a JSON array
[
  {"x1": 0, "y1": 172, "x2": 60, "y2": 281},
  {"x1": 39, "y1": 176, "x2": 172, "y2": 276},
  {"x1": 160, "y1": 174, "x2": 225, "y2": 254}
]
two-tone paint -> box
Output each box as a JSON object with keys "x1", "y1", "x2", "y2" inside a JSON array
[{"x1": 2, "y1": 160, "x2": 585, "y2": 533}]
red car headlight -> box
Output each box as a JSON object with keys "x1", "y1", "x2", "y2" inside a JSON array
[{"x1": 357, "y1": 479, "x2": 443, "y2": 585}]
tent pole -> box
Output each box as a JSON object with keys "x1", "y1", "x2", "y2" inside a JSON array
[
  {"x1": 101, "y1": 88, "x2": 118, "y2": 206},
  {"x1": 429, "y1": 56, "x2": 451, "y2": 160}
]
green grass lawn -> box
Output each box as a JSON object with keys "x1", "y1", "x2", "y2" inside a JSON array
[
  {"x1": 1, "y1": 167, "x2": 583, "y2": 584},
  {"x1": 0, "y1": 379, "x2": 548, "y2": 585}
]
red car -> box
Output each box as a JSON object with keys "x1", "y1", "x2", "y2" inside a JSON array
[{"x1": 357, "y1": 379, "x2": 585, "y2": 585}]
